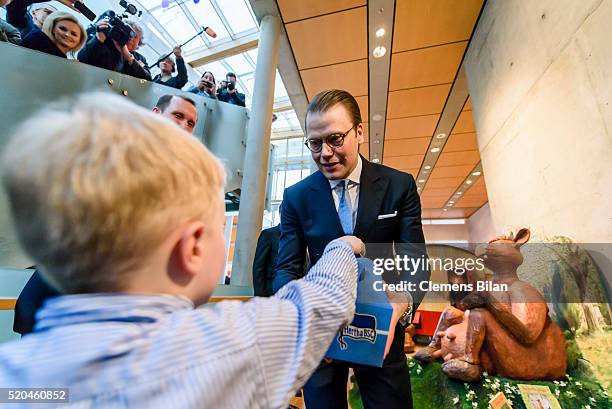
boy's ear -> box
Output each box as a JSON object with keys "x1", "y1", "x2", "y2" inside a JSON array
[{"x1": 173, "y1": 221, "x2": 206, "y2": 277}]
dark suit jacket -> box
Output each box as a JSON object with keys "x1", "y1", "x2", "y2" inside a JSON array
[
  {"x1": 252, "y1": 225, "x2": 280, "y2": 297},
  {"x1": 13, "y1": 270, "x2": 59, "y2": 335},
  {"x1": 273, "y1": 156, "x2": 429, "y2": 309}
]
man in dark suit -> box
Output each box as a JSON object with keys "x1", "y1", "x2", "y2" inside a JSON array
[
  {"x1": 273, "y1": 89, "x2": 429, "y2": 409},
  {"x1": 252, "y1": 223, "x2": 280, "y2": 297}
]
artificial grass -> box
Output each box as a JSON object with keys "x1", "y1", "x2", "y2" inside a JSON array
[{"x1": 348, "y1": 357, "x2": 611, "y2": 409}]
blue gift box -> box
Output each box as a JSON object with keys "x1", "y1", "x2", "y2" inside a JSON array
[{"x1": 325, "y1": 258, "x2": 393, "y2": 367}]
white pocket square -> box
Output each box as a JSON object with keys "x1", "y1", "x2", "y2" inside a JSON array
[{"x1": 377, "y1": 211, "x2": 397, "y2": 220}]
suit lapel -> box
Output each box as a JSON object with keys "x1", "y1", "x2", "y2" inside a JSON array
[
  {"x1": 354, "y1": 158, "x2": 388, "y2": 239},
  {"x1": 308, "y1": 171, "x2": 344, "y2": 236}
]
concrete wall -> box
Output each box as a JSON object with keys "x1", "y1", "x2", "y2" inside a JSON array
[
  {"x1": 423, "y1": 223, "x2": 469, "y2": 243},
  {"x1": 464, "y1": 0, "x2": 612, "y2": 242},
  {"x1": 467, "y1": 203, "x2": 496, "y2": 243}
]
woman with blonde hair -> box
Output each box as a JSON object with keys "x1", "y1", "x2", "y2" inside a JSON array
[{"x1": 21, "y1": 11, "x2": 85, "y2": 58}]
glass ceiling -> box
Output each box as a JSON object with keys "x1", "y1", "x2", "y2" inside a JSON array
[{"x1": 132, "y1": 0, "x2": 302, "y2": 137}]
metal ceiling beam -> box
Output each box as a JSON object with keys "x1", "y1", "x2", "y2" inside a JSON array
[
  {"x1": 248, "y1": 0, "x2": 309, "y2": 135},
  {"x1": 368, "y1": 0, "x2": 396, "y2": 163},
  {"x1": 415, "y1": 64, "x2": 469, "y2": 195},
  {"x1": 187, "y1": 31, "x2": 259, "y2": 67}
]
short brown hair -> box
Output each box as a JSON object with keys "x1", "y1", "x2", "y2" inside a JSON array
[
  {"x1": 305, "y1": 89, "x2": 362, "y2": 131},
  {"x1": 155, "y1": 94, "x2": 196, "y2": 112}
]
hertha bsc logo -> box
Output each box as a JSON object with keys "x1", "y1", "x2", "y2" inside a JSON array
[{"x1": 337, "y1": 313, "x2": 377, "y2": 350}]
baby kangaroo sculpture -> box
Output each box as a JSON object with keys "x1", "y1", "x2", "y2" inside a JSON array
[{"x1": 414, "y1": 228, "x2": 566, "y2": 382}]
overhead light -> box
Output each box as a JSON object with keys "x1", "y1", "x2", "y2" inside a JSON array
[
  {"x1": 436, "y1": 133, "x2": 446, "y2": 139},
  {"x1": 466, "y1": 180, "x2": 473, "y2": 184},
  {"x1": 457, "y1": 192, "x2": 463, "y2": 195},
  {"x1": 472, "y1": 171, "x2": 481, "y2": 176},
  {"x1": 424, "y1": 165, "x2": 431, "y2": 170},
  {"x1": 372, "y1": 158, "x2": 380, "y2": 163},
  {"x1": 373, "y1": 46, "x2": 387, "y2": 58},
  {"x1": 375, "y1": 28, "x2": 385, "y2": 37},
  {"x1": 418, "y1": 179, "x2": 425, "y2": 183},
  {"x1": 422, "y1": 170, "x2": 428, "y2": 174},
  {"x1": 373, "y1": 114, "x2": 383, "y2": 121},
  {"x1": 448, "y1": 203, "x2": 453, "y2": 207},
  {"x1": 443, "y1": 208, "x2": 448, "y2": 212},
  {"x1": 373, "y1": 140, "x2": 380, "y2": 144},
  {"x1": 449, "y1": 201, "x2": 454, "y2": 204},
  {"x1": 430, "y1": 147, "x2": 440, "y2": 153}
]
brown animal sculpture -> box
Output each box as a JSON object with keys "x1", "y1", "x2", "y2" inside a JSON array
[{"x1": 414, "y1": 228, "x2": 567, "y2": 382}]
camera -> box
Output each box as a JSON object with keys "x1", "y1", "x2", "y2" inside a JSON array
[
  {"x1": 91, "y1": 1, "x2": 142, "y2": 47},
  {"x1": 227, "y1": 81, "x2": 235, "y2": 91},
  {"x1": 97, "y1": 11, "x2": 135, "y2": 46}
]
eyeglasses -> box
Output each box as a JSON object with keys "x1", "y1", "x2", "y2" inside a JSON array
[{"x1": 304, "y1": 125, "x2": 356, "y2": 153}]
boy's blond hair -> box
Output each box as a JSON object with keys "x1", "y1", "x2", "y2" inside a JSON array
[{"x1": 1, "y1": 93, "x2": 226, "y2": 293}]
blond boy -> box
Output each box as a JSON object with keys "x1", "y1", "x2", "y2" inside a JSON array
[{"x1": 0, "y1": 93, "x2": 362, "y2": 408}]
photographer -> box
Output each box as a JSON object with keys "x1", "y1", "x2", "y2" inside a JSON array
[
  {"x1": 152, "y1": 46, "x2": 188, "y2": 90},
  {"x1": 78, "y1": 14, "x2": 151, "y2": 81},
  {"x1": 218, "y1": 72, "x2": 245, "y2": 107},
  {"x1": 5, "y1": 0, "x2": 56, "y2": 37},
  {"x1": 187, "y1": 71, "x2": 217, "y2": 100}
]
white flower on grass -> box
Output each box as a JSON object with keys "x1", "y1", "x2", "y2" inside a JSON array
[
  {"x1": 471, "y1": 402, "x2": 477, "y2": 408},
  {"x1": 452, "y1": 396, "x2": 460, "y2": 405},
  {"x1": 589, "y1": 397, "x2": 596, "y2": 403}
]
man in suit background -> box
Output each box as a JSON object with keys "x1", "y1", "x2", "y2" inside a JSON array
[
  {"x1": 252, "y1": 219, "x2": 280, "y2": 297},
  {"x1": 273, "y1": 89, "x2": 429, "y2": 409}
]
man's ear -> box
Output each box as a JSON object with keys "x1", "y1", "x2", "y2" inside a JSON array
[
  {"x1": 152, "y1": 107, "x2": 161, "y2": 114},
  {"x1": 355, "y1": 123, "x2": 365, "y2": 144},
  {"x1": 172, "y1": 221, "x2": 206, "y2": 278}
]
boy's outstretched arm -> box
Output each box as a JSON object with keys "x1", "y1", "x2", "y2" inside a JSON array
[{"x1": 248, "y1": 238, "x2": 358, "y2": 407}]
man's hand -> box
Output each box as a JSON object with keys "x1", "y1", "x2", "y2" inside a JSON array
[
  {"x1": 96, "y1": 20, "x2": 109, "y2": 43},
  {"x1": 383, "y1": 290, "x2": 411, "y2": 359},
  {"x1": 115, "y1": 42, "x2": 135, "y2": 64},
  {"x1": 173, "y1": 46, "x2": 182, "y2": 58},
  {"x1": 338, "y1": 236, "x2": 365, "y2": 256},
  {"x1": 228, "y1": 88, "x2": 236, "y2": 94}
]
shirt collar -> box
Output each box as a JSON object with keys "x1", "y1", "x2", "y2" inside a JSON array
[
  {"x1": 34, "y1": 294, "x2": 194, "y2": 332},
  {"x1": 329, "y1": 156, "x2": 362, "y2": 190}
]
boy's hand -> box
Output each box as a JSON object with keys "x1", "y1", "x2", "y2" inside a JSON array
[{"x1": 339, "y1": 236, "x2": 365, "y2": 256}]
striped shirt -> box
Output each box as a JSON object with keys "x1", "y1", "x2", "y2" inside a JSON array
[{"x1": 0, "y1": 239, "x2": 358, "y2": 409}]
